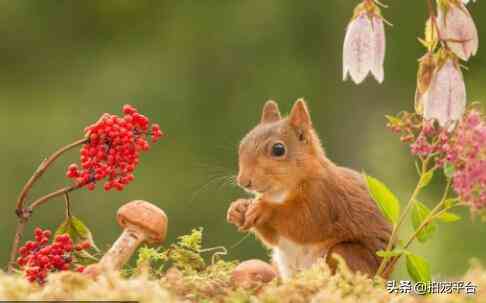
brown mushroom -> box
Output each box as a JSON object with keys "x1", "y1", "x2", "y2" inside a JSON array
[
  {"x1": 231, "y1": 259, "x2": 277, "y2": 289},
  {"x1": 84, "y1": 200, "x2": 167, "y2": 277}
]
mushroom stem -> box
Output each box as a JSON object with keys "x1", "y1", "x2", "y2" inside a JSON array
[
  {"x1": 83, "y1": 200, "x2": 167, "y2": 278},
  {"x1": 98, "y1": 225, "x2": 146, "y2": 270}
]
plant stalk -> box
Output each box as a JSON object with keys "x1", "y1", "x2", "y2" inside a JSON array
[
  {"x1": 381, "y1": 178, "x2": 452, "y2": 278},
  {"x1": 376, "y1": 157, "x2": 430, "y2": 277},
  {"x1": 7, "y1": 138, "x2": 87, "y2": 272}
]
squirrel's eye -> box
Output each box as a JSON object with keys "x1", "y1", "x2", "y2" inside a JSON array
[{"x1": 271, "y1": 143, "x2": 286, "y2": 157}]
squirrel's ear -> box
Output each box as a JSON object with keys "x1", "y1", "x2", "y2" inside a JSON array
[
  {"x1": 261, "y1": 100, "x2": 281, "y2": 124},
  {"x1": 289, "y1": 98, "x2": 312, "y2": 130}
]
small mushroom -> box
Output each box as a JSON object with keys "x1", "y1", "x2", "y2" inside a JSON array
[
  {"x1": 231, "y1": 259, "x2": 277, "y2": 289},
  {"x1": 84, "y1": 200, "x2": 167, "y2": 277}
]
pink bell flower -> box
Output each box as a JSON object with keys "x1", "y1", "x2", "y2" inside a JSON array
[
  {"x1": 343, "y1": 2, "x2": 386, "y2": 84},
  {"x1": 437, "y1": 0, "x2": 478, "y2": 61}
]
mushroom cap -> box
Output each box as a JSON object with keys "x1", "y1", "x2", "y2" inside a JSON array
[
  {"x1": 116, "y1": 200, "x2": 168, "y2": 244},
  {"x1": 231, "y1": 259, "x2": 277, "y2": 288}
]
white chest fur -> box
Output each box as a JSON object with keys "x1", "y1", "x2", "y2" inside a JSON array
[{"x1": 273, "y1": 237, "x2": 325, "y2": 279}]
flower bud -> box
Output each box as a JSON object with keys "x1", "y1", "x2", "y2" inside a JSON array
[
  {"x1": 437, "y1": 0, "x2": 478, "y2": 61},
  {"x1": 343, "y1": 1, "x2": 385, "y2": 84},
  {"x1": 415, "y1": 53, "x2": 437, "y2": 114}
]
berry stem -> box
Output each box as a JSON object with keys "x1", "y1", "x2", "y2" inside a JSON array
[
  {"x1": 8, "y1": 217, "x2": 28, "y2": 273},
  {"x1": 15, "y1": 138, "x2": 88, "y2": 212},
  {"x1": 29, "y1": 184, "x2": 81, "y2": 210},
  {"x1": 64, "y1": 193, "x2": 72, "y2": 219},
  {"x1": 8, "y1": 138, "x2": 87, "y2": 272}
]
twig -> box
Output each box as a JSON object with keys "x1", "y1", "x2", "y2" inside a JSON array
[
  {"x1": 7, "y1": 138, "x2": 87, "y2": 272},
  {"x1": 29, "y1": 184, "x2": 80, "y2": 211},
  {"x1": 15, "y1": 138, "x2": 87, "y2": 212},
  {"x1": 7, "y1": 218, "x2": 28, "y2": 272},
  {"x1": 64, "y1": 192, "x2": 72, "y2": 219},
  {"x1": 7, "y1": 184, "x2": 82, "y2": 272}
]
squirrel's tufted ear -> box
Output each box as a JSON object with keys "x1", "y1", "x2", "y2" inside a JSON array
[
  {"x1": 289, "y1": 98, "x2": 312, "y2": 130},
  {"x1": 261, "y1": 100, "x2": 281, "y2": 124}
]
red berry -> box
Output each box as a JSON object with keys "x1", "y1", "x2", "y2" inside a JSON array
[
  {"x1": 64, "y1": 243, "x2": 73, "y2": 252},
  {"x1": 25, "y1": 241, "x2": 38, "y2": 251},
  {"x1": 86, "y1": 183, "x2": 96, "y2": 191},
  {"x1": 122, "y1": 104, "x2": 137, "y2": 115},
  {"x1": 56, "y1": 234, "x2": 70, "y2": 243},
  {"x1": 81, "y1": 241, "x2": 91, "y2": 250},
  {"x1": 39, "y1": 247, "x2": 50, "y2": 255},
  {"x1": 39, "y1": 256, "x2": 49, "y2": 266},
  {"x1": 19, "y1": 246, "x2": 29, "y2": 256},
  {"x1": 34, "y1": 227, "x2": 43, "y2": 237},
  {"x1": 17, "y1": 257, "x2": 26, "y2": 266}
]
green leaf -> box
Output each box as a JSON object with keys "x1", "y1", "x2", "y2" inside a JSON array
[
  {"x1": 385, "y1": 115, "x2": 401, "y2": 125},
  {"x1": 417, "y1": 37, "x2": 429, "y2": 48},
  {"x1": 376, "y1": 248, "x2": 410, "y2": 259},
  {"x1": 55, "y1": 216, "x2": 99, "y2": 252},
  {"x1": 437, "y1": 212, "x2": 461, "y2": 222},
  {"x1": 406, "y1": 254, "x2": 431, "y2": 282},
  {"x1": 411, "y1": 201, "x2": 437, "y2": 243},
  {"x1": 364, "y1": 174, "x2": 401, "y2": 225},
  {"x1": 73, "y1": 250, "x2": 99, "y2": 266},
  {"x1": 418, "y1": 170, "x2": 434, "y2": 188},
  {"x1": 443, "y1": 163, "x2": 455, "y2": 178},
  {"x1": 444, "y1": 198, "x2": 458, "y2": 208}
]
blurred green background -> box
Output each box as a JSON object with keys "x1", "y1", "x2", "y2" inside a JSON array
[{"x1": 1, "y1": 1, "x2": 484, "y2": 279}]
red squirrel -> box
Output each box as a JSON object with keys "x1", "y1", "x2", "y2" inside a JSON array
[{"x1": 227, "y1": 99, "x2": 392, "y2": 279}]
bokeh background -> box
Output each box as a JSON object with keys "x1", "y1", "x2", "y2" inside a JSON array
[{"x1": 1, "y1": 1, "x2": 484, "y2": 279}]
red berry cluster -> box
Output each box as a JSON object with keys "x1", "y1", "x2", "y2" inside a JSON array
[
  {"x1": 66, "y1": 104, "x2": 163, "y2": 191},
  {"x1": 17, "y1": 228, "x2": 91, "y2": 284}
]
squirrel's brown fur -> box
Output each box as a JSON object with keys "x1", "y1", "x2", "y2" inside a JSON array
[{"x1": 227, "y1": 99, "x2": 392, "y2": 278}]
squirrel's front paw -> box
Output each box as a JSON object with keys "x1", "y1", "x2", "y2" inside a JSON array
[
  {"x1": 227, "y1": 199, "x2": 251, "y2": 230},
  {"x1": 242, "y1": 201, "x2": 272, "y2": 231}
]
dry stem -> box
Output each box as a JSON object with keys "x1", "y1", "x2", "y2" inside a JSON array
[{"x1": 7, "y1": 138, "x2": 87, "y2": 272}]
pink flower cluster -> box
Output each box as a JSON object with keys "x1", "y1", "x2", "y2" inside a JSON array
[
  {"x1": 445, "y1": 111, "x2": 486, "y2": 209},
  {"x1": 66, "y1": 104, "x2": 163, "y2": 191},
  {"x1": 388, "y1": 110, "x2": 486, "y2": 210}
]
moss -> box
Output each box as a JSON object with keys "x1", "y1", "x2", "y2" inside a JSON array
[
  {"x1": 2, "y1": 230, "x2": 484, "y2": 302},
  {"x1": 1, "y1": 261, "x2": 485, "y2": 302}
]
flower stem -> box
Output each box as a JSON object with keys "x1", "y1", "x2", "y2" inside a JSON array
[
  {"x1": 7, "y1": 138, "x2": 87, "y2": 272},
  {"x1": 381, "y1": 178, "x2": 452, "y2": 278},
  {"x1": 376, "y1": 157, "x2": 430, "y2": 277}
]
